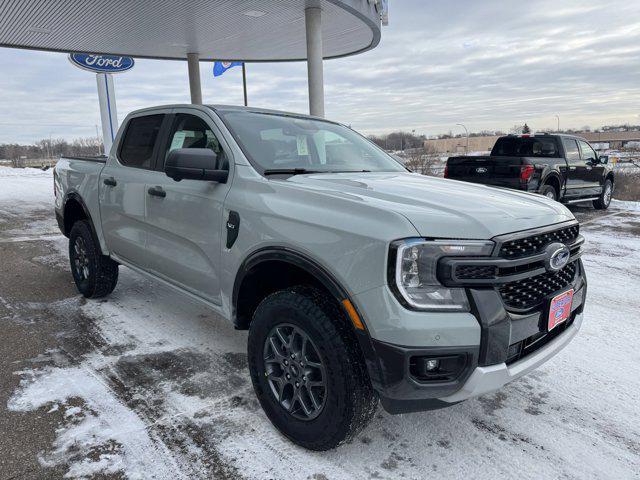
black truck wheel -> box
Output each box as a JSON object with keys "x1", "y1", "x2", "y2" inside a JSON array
[
  {"x1": 247, "y1": 287, "x2": 377, "y2": 450},
  {"x1": 540, "y1": 184, "x2": 558, "y2": 201},
  {"x1": 69, "y1": 220, "x2": 119, "y2": 298},
  {"x1": 593, "y1": 179, "x2": 613, "y2": 210}
]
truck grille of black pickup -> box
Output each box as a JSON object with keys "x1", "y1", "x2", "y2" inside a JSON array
[
  {"x1": 499, "y1": 261, "x2": 577, "y2": 311},
  {"x1": 499, "y1": 224, "x2": 579, "y2": 259}
]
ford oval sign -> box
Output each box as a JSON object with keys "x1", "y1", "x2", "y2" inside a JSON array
[{"x1": 68, "y1": 53, "x2": 134, "y2": 74}]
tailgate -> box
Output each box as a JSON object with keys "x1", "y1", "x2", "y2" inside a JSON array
[{"x1": 446, "y1": 156, "x2": 525, "y2": 186}]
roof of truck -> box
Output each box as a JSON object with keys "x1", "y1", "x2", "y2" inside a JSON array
[
  {"x1": 124, "y1": 103, "x2": 343, "y2": 126},
  {"x1": 504, "y1": 133, "x2": 589, "y2": 142}
]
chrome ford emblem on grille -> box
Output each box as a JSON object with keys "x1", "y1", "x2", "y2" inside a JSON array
[
  {"x1": 545, "y1": 243, "x2": 571, "y2": 272},
  {"x1": 476, "y1": 167, "x2": 488, "y2": 173}
]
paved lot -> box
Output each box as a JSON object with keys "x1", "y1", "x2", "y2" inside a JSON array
[{"x1": 1, "y1": 168, "x2": 639, "y2": 479}]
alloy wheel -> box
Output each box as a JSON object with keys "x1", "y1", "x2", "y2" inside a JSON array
[
  {"x1": 604, "y1": 184, "x2": 612, "y2": 205},
  {"x1": 263, "y1": 323, "x2": 327, "y2": 421},
  {"x1": 73, "y1": 237, "x2": 90, "y2": 281}
]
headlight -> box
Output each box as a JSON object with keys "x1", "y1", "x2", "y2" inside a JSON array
[{"x1": 389, "y1": 239, "x2": 494, "y2": 311}]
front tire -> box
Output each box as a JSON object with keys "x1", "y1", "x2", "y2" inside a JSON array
[
  {"x1": 540, "y1": 184, "x2": 558, "y2": 201},
  {"x1": 69, "y1": 220, "x2": 119, "y2": 298},
  {"x1": 593, "y1": 179, "x2": 613, "y2": 210},
  {"x1": 247, "y1": 287, "x2": 377, "y2": 450}
]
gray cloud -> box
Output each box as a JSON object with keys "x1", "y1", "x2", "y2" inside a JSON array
[{"x1": 0, "y1": 0, "x2": 639, "y2": 143}]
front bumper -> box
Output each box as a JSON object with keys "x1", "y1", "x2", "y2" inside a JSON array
[
  {"x1": 372, "y1": 312, "x2": 583, "y2": 414},
  {"x1": 360, "y1": 259, "x2": 586, "y2": 415},
  {"x1": 441, "y1": 311, "x2": 582, "y2": 403}
]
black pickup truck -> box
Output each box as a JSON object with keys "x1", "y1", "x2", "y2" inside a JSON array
[{"x1": 445, "y1": 134, "x2": 615, "y2": 209}]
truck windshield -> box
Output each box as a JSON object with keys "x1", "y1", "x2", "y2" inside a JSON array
[
  {"x1": 491, "y1": 137, "x2": 559, "y2": 157},
  {"x1": 218, "y1": 110, "x2": 406, "y2": 174}
]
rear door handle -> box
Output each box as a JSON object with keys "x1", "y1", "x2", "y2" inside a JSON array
[
  {"x1": 147, "y1": 186, "x2": 166, "y2": 198},
  {"x1": 103, "y1": 177, "x2": 117, "y2": 187}
]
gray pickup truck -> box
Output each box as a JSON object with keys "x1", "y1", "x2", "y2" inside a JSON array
[{"x1": 54, "y1": 104, "x2": 586, "y2": 450}]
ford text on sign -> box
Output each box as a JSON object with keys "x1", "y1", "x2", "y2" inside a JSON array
[{"x1": 68, "y1": 53, "x2": 134, "y2": 73}]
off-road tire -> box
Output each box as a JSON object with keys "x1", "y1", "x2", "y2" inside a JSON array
[
  {"x1": 69, "y1": 220, "x2": 119, "y2": 298},
  {"x1": 540, "y1": 184, "x2": 558, "y2": 201},
  {"x1": 593, "y1": 179, "x2": 613, "y2": 210},
  {"x1": 248, "y1": 286, "x2": 377, "y2": 450}
]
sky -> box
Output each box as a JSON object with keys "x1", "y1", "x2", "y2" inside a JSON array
[{"x1": 0, "y1": 0, "x2": 639, "y2": 144}]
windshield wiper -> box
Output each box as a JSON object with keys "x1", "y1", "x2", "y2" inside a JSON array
[{"x1": 263, "y1": 168, "x2": 322, "y2": 176}]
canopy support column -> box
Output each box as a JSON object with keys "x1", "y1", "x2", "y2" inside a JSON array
[
  {"x1": 187, "y1": 52, "x2": 202, "y2": 104},
  {"x1": 96, "y1": 73, "x2": 118, "y2": 155},
  {"x1": 305, "y1": 7, "x2": 324, "y2": 117}
]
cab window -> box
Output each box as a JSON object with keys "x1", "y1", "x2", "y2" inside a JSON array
[
  {"x1": 165, "y1": 114, "x2": 224, "y2": 164},
  {"x1": 562, "y1": 138, "x2": 581, "y2": 164},
  {"x1": 578, "y1": 140, "x2": 597, "y2": 163},
  {"x1": 118, "y1": 114, "x2": 165, "y2": 169}
]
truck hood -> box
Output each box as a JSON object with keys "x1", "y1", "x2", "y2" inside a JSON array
[{"x1": 284, "y1": 172, "x2": 575, "y2": 239}]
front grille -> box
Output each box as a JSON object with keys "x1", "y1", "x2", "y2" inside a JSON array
[
  {"x1": 499, "y1": 261, "x2": 577, "y2": 311},
  {"x1": 499, "y1": 224, "x2": 579, "y2": 259},
  {"x1": 455, "y1": 264, "x2": 497, "y2": 279}
]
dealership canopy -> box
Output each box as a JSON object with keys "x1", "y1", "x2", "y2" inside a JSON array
[{"x1": 0, "y1": 0, "x2": 383, "y2": 115}]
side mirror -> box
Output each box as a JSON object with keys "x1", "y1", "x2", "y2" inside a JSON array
[
  {"x1": 599, "y1": 155, "x2": 609, "y2": 164},
  {"x1": 165, "y1": 148, "x2": 228, "y2": 183}
]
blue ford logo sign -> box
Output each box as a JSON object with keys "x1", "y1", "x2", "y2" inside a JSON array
[
  {"x1": 68, "y1": 53, "x2": 134, "y2": 73},
  {"x1": 545, "y1": 243, "x2": 571, "y2": 272},
  {"x1": 476, "y1": 167, "x2": 488, "y2": 173}
]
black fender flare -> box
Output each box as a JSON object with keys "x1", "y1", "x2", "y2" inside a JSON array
[
  {"x1": 61, "y1": 190, "x2": 101, "y2": 248},
  {"x1": 232, "y1": 246, "x2": 385, "y2": 388},
  {"x1": 540, "y1": 171, "x2": 563, "y2": 196}
]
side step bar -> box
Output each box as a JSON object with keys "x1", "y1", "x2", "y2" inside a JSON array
[{"x1": 563, "y1": 197, "x2": 599, "y2": 204}]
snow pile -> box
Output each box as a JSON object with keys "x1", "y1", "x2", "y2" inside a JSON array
[{"x1": 0, "y1": 166, "x2": 53, "y2": 177}]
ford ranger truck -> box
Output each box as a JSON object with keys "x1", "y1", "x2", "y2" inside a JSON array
[
  {"x1": 446, "y1": 133, "x2": 614, "y2": 209},
  {"x1": 54, "y1": 105, "x2": 586, "y2": 450}
]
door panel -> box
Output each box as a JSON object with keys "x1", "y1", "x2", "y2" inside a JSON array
[
  {"x1": 144, "y1": 172, "x2": 227, "y2": 302},
  {"x1": 143, "y1": 110, "x2": 232, "y2": 304},
  {"x1": 578, "y1": 140, "x2": 605, "y2": 196},
  {"x1": 100, "y1": 113, "x2": 165, "y2": 265},
  {"x1": 561, "y1": 138, "x2": 587, "y2": 198}
]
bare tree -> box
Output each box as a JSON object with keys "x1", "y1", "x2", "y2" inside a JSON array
[{"x1": 403, "y1": 144, "x2": 441, "y2": 176}]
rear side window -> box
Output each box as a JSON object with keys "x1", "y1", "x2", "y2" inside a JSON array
[
  {"x1": 119, "y1": 114, "x2": 165, "y2": 169},
  {"x1": 563, "y1": 138, "x2": 581, "y2": 163}
]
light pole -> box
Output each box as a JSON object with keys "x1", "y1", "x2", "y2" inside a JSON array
[
  {"x1": 555, "y1": 115, "x2": 560, "y2": 132},
  {"x1": 456, "y1": 123, "x2": 469, "y2": 154}
]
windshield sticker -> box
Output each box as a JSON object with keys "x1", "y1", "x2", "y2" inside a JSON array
[{"x1": 297, "y1": 135, "x2": 309, "y2": 156}]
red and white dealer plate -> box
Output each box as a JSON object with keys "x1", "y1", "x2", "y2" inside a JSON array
[{"x1": 548, "y1": 289, "x2": 574, "y2": 331}]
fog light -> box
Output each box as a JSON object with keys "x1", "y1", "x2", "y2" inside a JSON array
[
  {"x1": 410, "y1": 354, "x2": 468, "y2": 382},
  {"x1": 425, "y1": 359, "x2": 439, "y2": 371}
]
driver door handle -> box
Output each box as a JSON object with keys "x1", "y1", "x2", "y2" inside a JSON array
[
  {"x1": 147, "y1": 186, "x2": 166, "y2": 198},
  {"x1": 103, "y1": 177, "x2": 117, "y2": 187}
]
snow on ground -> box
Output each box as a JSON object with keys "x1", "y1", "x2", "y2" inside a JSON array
[{"x1": 1, "y1": 168, "x2": 640, "y2": 479}]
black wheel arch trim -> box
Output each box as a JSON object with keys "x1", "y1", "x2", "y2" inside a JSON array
[
  {"x1": 61, "y1": 190, "x2": 101, "y2": 249},
  {"x1": 540, "y1": 172, "x2": 562, "y2": 195},
  {"x1": 232, "y1": 246, "x2": 386, "y2": 390}
]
